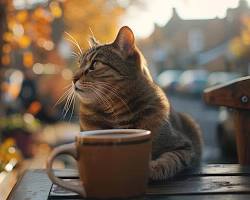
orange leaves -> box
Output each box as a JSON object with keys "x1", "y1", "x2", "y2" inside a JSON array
[
  {"x1": 3, "y1": 32, "x2": 13, "y2": 42},
  {"x1": 1, "y1": 2, "x2": 57, "y2": 68},
  {"x1": 229, "y1": 37, "x2": 245, "y2": 57},
  {"x1": 18, "y1": 35, "x2": 31, "y2": 48},
  {"x1": 23, "y1": 51, "x2": 33, "y2": 68},
  {"x1": 1, "y1": 54, "x2": 10, "y2": 66},
  {"x1": 32, "y1": 7, "x2": 53, "y2": 23},
  {"x1": 63, "y1": 0, "x2": 125, "y2": 50},
  {"x1": 27, "y1": 101, "x2": 42, "y2": 115},
  {"x1": 229, "y1": 15, "x2": 250, "y2": 58},
  {"x1": 2, "y1": 44, "x2": 11, "y2": 54},
  {"x1": 241, "y1": 29, "x2": 250, "y2": 45},
  {"x1": 16, "y1": 10, "x2": 28, "y2": 23},
  {"x1": 4, "y1": 5, "x2": 53, "y2": 50},
  {"x1": 49, "y1": 1, "x2": 62, "y2": 18}
]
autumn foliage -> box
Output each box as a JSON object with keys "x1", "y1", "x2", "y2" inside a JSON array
[
  {"x1": 0, "y1": 0, "x2": 127, "y2": 69},
  {"x1": 63, "y1": 0, "x2": 125, "y2": 50},
  {"x1": 230, "y1": 15, "x2": 250, "y2": 60}
]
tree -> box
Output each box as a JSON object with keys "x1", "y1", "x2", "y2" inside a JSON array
[
  {"x1": 63, "y1": 0, "x2": 132, "y2": 50},
  {"x1": 0, "y1": 1, "x2": 7, "y2": 68},
  {"x1": 229, "y1": 15, "x2": 250, "y2": 74}
]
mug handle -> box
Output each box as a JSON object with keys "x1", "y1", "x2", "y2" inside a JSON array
[{"x1": 46, "y1": 143, "x2": 86, "y2": 197}]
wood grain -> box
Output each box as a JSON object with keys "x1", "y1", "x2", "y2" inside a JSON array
[
  {"x1": 203, "y1": 76, "x2": 250, "y2": 110},
  {"x1": 234, "y1": 110, "x2": 250, "y2": 164},
  {"x1": 7, "y1": 167, "x2": 250, "y2": 200},
  {"x1": 203, "y1": 76, "x2": 250, "y2": 165},
  {"x1": 147, "y1": 176, "x2": 250, "y2": 195},
  {"x1": 145, "y1": 194, "x2": 250, "y2": 200},
  {"x1": 7, "y1": 170, "x2": 52, "y2": 200},
  {"x1": 178, "y1": 164, "x2": 250, "y2": 176}
]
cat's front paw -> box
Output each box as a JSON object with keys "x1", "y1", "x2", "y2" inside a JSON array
[{"x1": 149, "y1": 160, "x2": 165, "y2": 181}]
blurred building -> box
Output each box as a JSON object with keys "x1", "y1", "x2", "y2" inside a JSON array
[{"x1": 141, "y1": 0, "x2": 250, "y2": 74}]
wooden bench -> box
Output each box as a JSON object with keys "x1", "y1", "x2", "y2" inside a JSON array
[
  {"x1": 204, "y1": 76, "x2": 250, "y2": 164},
  {"x1": 7, "y1": 76, "x2": 250, "y2": 200}
]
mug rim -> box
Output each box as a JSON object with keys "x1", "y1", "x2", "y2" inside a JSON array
[{"x1": 77, "y1": 129, "x2": 151, "y2": 144}]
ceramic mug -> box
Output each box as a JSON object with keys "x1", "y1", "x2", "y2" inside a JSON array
[{"x1": 46, "y1": 129, "x2": 152, "y2": 199}]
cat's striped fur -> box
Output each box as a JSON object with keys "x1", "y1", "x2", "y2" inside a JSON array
[{"x1": 73, "y1": 26, "x2": 203, "y2": 180}]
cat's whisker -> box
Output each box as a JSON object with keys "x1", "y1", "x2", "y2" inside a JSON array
[
  {"x1": 88, "y1": 27, "x2": 99, "y2": 48},
  {"x1": 65, "y1": 36, "x2": 82, "y2": 52},
  {"x1": 84, "y1": 84, "x2": 113, "y2": 111},
  {"x1": 68, "y1": 82, "x2": 79, "y2": 120},
  {"x1": 89, "y1": 27, "x2": 95, "y2": 39},
  {"x1": 96, "y1": 81, "x2": 120, "y2": 94},
  {"x1": 88, "y1": 89, "x2": 106, "y2": 108},
  {"x1": 66, "y1": 89, "x2": 75, "y2": 111},
  {"x1": 96, "y1": 83, "x2": 131, "y2": 114},
  {"x1": 80, "y1": 81, "x2": 122, "y2": 120},
  {"x1": 89, "y1": 88, "x2": 111, "y2": 111},
  {"x1": 54, "y1": 86, "x2": 74, "y2": 108},
  {"x1": 62, "y1": 95, "x2": 71, "y2": 115},
  {"x1": 88, "y1": 40, "x2": 93, "y2": 48},
  {"x1": 93, "y1": 89, "x2": 117, "y2": 121},
  {"x1": 66, "y1": 37, "x2": 82, "y2": 57},
  {"x1": 65, "y1": 32, "x2": 83, "y2": 55},
  {"x1": 63, "y1": 88, "x2": 74, "y2": 111},
  {"x1": 71, "y1": 52, "x2": 80, "y2": 59},
  {"x1": 72, "y1": 50, "x2": 82, "y2": 57},
  {"x1": 63, "y1": 89, "x2": 75, "y2": 119},
  {"x1": 68, "y1": 93, "x2": 76, "y2": 121},
  {"x1": 77, "y1": 85, "x2": 111, "y2": 113},
  {"x1": 95, "y1": 89, "x2": 118, "y2": 121},
  {"x1": 82, "y1": 83, "x2": 117, "y2": 120}
]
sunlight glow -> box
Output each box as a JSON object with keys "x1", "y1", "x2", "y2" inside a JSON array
[{"x1": 121, "y1": 0, "x2": 250, "y2": 39}]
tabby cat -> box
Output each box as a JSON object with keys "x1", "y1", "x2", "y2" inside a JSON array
[{"x1": 73, "y1": 26, "x2": 203, "y2": 180}]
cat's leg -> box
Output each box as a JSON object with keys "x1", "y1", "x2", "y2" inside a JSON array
[{"x1": 149, "y1": 149, "x2": 195, "y2": 180}]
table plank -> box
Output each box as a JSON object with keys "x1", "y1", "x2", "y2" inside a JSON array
[
  {"x1": 48, "y1": 194, "x2": 250, "y2": 200},
  {"x1": 7, "y1": 170, "x2": 52, "y2": 200},
  {"x1": 144, "y1": 194, "x2": 250, "y2": 200},
  {"x1": 179, "y1": 164, "x2": 250, "y2": 176},
  {"x1": 52, "y1": 164, "x2": 250, "y2": 178},
  {"x1": 148, "y1": 176, "x2": 250, "y2": 195},
  {"x1": 7, "y1": 165, "x2": 250, "y2": 200}
]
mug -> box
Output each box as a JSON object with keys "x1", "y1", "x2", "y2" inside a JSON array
[{"x1": 46, "y1": 129, "x2": 152, "y2": 199}]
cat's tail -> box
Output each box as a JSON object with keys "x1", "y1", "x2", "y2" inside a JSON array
[{"x1": 178, "y1": 112, "x2": 203, "y2": 164}]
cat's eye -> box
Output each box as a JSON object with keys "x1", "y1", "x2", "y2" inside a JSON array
[{"x1": 89, "y1": 61, "x2": 97, "y2": 71}]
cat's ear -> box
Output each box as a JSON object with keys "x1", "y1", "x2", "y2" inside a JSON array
[
  {"x1": 88, "y1": 36, "x2": 99, "y2": 47},
  {"x1": 113, "y1": 26, "x2": 135, "y2": 56}
]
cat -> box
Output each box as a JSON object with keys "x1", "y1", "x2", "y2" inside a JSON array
[{"x1": 73, "y1": 26, "x2": 203, "y2": 180}]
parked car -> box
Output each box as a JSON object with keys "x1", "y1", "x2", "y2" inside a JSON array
[
  {"x1": 157, "y1": 69, "x2": 183, "y2": 93},
  {"x1": 206, "y1": 72, "x2": 241, "y2": 87},
  {"x1": 176, "y1": 69, "x2": 208, "y2": 97}
]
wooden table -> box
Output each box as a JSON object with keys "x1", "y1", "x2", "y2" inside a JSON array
[
  {"x1": 7, "y1": 164, "x2": 250, "y2": 200},
  {"x1": 0, "y1": 144, "x2": 64, "y2": 200}
]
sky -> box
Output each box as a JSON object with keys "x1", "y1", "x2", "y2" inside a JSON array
[{"x1": 121, "y1": 0, "x2": 250, "y2": 38}]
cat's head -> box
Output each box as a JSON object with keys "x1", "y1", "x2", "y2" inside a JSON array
[{"x1": 73, "y1": 26, "x2": 152, "y2": 102}]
